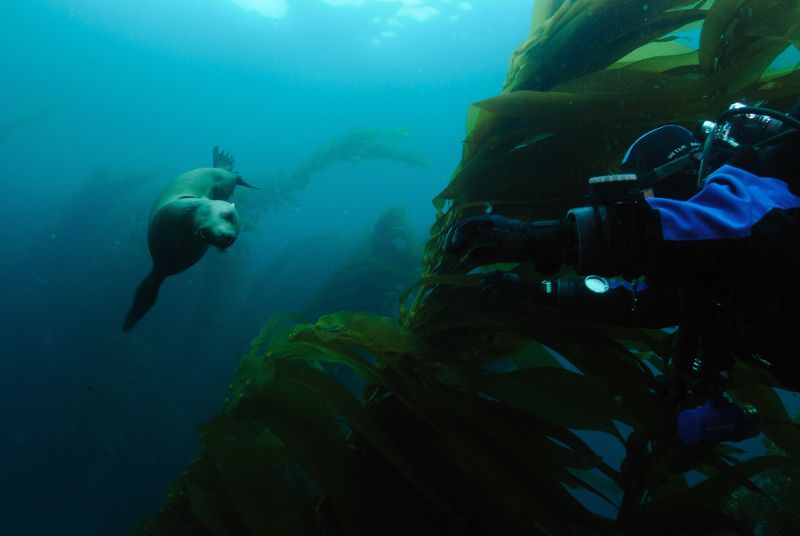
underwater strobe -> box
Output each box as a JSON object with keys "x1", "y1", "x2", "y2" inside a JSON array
[{"x1": 677, "y1": 395, "x2": 760, "y2": 446}]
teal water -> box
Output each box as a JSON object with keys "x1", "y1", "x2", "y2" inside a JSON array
[{"x1": 0, "y1": 1, "x2": 531, "y2": 534}]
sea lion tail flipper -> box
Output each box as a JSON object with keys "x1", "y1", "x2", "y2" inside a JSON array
[
  {"x1": 122, "y1": 271, "x2": 165, "y2": 332},
  {"x1": 235, "y1": 175, "x2": 260, "y2": 190},
  {"x1": 212, "y1": 146, "x2": 236, "y2": 171}
]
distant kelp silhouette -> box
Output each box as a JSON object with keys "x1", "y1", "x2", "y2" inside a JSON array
[
  {"x1": 304, "y1": 206, "x2": 422, "y2": 320},
  {"x1": 241, "y1": 129, "x2": 427, "y2": 219},
  {"x1": 25, "y1": 167, "x2": 159, "y2": 298},
  {"x1": 136, "y1": 1, "x2": 800, "y2": 534},
  {"x1": 0, "y1": 107, "x2": 53, "y2": 147}
]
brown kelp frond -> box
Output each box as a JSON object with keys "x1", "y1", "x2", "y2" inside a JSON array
[
  {"x1": 505, "y1": 0, "x2": 708, "y2": 93},
  {"x1": 137, "y1": 312, "x2": 627, "y2": 535},
  {"x1": 138, "y1": 302, "x2": 793, "y2": 534},
  {"x1": 724, "y1": 426, "x2": 800, "y2": 532}
]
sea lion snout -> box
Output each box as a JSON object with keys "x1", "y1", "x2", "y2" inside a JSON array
[
  {"x1": 196, "y1": 200, "x2": 241, "y2": 249},
  {"x1": 213, "y1": 230, "x2": 237, "y2": 250}
]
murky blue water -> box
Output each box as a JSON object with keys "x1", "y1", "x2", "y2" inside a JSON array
[{"x1": 0, "y1": 1, "x2": 531, "y2": 534}]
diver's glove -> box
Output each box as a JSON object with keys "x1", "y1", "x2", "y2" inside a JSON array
[
  {"x1": 479, "y1": 270, "x2": 555, "y2": 306},
  {"x1": 444, "y1": 214, "x2": 576, "y2": 274}
]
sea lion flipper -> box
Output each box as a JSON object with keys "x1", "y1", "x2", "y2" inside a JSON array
[
  {"x1": 122, "y1": 270, "x2": 165, "y2": 332},
  {"x1": 212, "y1": 146, "x2": 236, "y2": 171}
]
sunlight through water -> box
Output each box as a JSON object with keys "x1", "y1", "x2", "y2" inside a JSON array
[{"x1": 228, "y1": 0, "x2": 289, "y2": 18}]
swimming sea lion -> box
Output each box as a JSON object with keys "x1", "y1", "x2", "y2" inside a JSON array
[{"x1": 122, "y1": 147, "x2": 256, "y2": 332}]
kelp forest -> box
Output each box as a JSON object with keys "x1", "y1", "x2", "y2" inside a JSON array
[{"x1": 136, "y1": 1, "x2": 800, "y2": 534}]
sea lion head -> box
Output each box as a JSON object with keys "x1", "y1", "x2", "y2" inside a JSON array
[{"x1": 195, "y1": 200, "x2": 241, "y2": 250}]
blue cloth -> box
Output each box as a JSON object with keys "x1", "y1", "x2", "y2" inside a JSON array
[
  {"x1": 609, "y1": 278, "x2": 650, "y2": 291},
  {"x1": 645, "y1": 164, "x2": 800, "y2": 241}
]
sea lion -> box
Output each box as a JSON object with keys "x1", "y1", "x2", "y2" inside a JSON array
[{"x1": 122, "y1": 147, "x2": 256, "y2": 332}]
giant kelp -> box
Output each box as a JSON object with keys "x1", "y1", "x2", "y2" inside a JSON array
[
  {"x1": 239, "y1": 129, "x2": 427, "y2": 221},
  {"x1": 432, "y1": 0, "x2": 800, "y2": 222},
  {"x1": 137, "y1": 1, "x2": 800, "y2": 534},
  {"x1": 304, "y1": 206, "x2": 422, "y2": 321},
  {"x1": 724, "y1": 429, "x2": 800, "y2": 532}
]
